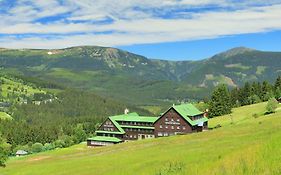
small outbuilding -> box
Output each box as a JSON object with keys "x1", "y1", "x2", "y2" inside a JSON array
[{"x1": 16, "y1": 150, "x2": 28, "y2": 157}]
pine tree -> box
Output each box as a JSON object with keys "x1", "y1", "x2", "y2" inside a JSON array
[
  {"x1": 230, "y1": 88, "x2": 240, "y2": 107},
  {"x1": 274, "y1": 76, "x2": 281, "y2": 98},
  {"x1": 261, "y1": 81, "x2": 273, "y2": 101},
  {"x1": 209, "y1": 84, "x2": 232, "y2": 117},
  {"x1": 0, "y1": 135, "x2": 8, "y2": 167},
  {"x1": 274, "y1": 76, "x2": 281, "y2": 90},
  {"x1": 239, "y1": 82, "x2": 252, "y2": 105}
]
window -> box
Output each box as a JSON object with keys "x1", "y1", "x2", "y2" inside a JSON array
[
  {"x1": 183, "y1": 126, "x2": 186, "y2": 130},
  {"x1": 171, "y1": 126, "x2": 174, "y2": 129},
  {"x1": 160, "y1": 125, "x2": 163, "y2": 128},
  {"x1": 177, "y1": 119, "x2": 180, "y2": 122},
  {"x1": 165, "y1": 125, "x2": 168, "y2": 129},
  {"x1": 165, "y1": 118, "x2": 168, "y2": 121},
  {"x1": 158, "y1": 132, "x2": 163, "y2": 136},
  {"x1": 130, "y1": 135, "x2": 132, "y2": 138},
  {"x1": 171, "y1": 118, "x2": 174, "y2": 122},
  {"x1": 177, "y1": 126, "x2": 180, "y2": 130}
]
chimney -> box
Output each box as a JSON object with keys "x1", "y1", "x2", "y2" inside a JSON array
[
  {"x1": 204, "y1": 109, "x2": 209, "y2": 118},
  {"x1": 124, "y1": 108, "x2": 129, "y2": 114}
]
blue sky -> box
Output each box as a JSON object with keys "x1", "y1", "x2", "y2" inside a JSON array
[{"x1": 0, "y1": 0, "x2": 281, "y2": 60}]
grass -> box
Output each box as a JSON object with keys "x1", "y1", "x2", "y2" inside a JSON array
[
  {"x1": 1, "y1": 77, "x2": 45, "y2": 98},
  {"x1": 1, "y1": 103, "x2": 281, "y2": 175},
  {"x1": 0, "y1": 112, "x2": 12, "y2": 120}
]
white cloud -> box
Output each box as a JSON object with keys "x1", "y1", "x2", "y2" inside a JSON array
[{"x1": 0, "y1": 0, "x2": 281, "y2": 48}]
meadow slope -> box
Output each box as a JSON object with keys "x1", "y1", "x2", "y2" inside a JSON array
[{"x1": 1, "y1": 102, "x2": 281, "y2": 175}]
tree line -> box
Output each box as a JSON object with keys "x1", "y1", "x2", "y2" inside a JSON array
[{"x1": 209, "y1": 76, "x2": 281, "y2": 117}]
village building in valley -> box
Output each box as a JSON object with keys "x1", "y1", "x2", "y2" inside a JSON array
[{"x1": 87, "y1": 103, "x2": 208, "y2": 146}]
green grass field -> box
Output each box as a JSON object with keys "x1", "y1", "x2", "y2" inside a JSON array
[
  {"x1": 1, "y1": 103, "x2": 281, "y2": 175},
  {"x1": 1, "y1": 77, "x2": 45, "y2": 98}
]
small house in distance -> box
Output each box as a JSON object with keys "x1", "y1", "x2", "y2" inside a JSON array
[
  {"x1": 87, "y1": 103, "x2": 208, "y2": 147},
  {"x1": 16, "y1": 150, "x2": 28, "y2": 157}
]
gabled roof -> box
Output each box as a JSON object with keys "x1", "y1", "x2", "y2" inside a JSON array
[
  {"x1": 87, "y1": 136, "x2": 122, "y2": 143},
  {"x1": 111, "y1": 113, "x2": 158, "y2": 123},
  {"x1": 172, "y1": 104, "x2": 207, "y2": 126},
  {"x1": 108, "y1": 117, "x2": 125, "y2": 134},
  {"x1": 173, "y1": 104, "x2": 204, "y2": 117},
  {"x1": 155, "y1": 103, "x2": 208, "y2": 126},
  {"x1": 96, "y1": 112, "x2": 157, "y2": 135}
]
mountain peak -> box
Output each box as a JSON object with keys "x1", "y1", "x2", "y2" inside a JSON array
[{"x1": 216, "y1": 47, "x2": 256, "y2": 58}]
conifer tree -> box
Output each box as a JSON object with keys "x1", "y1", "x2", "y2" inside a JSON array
[
  {"x1": 261, "y1": 81, "x2": 273, "y2": 101},
  {"x1": 0, "y1": 135, "x2": 8, "y2": 167},
  {"x1": 209, "y1": 84, "x2": 231, "y2": 117},
  {"x1": 274, "y1": 76, "x2": 281, "y2": 90},
  {"x1": 230, "y1": 88, "x2": 240, "y2": 107},
  {"x1": 274, "y1": 76, "x2": 281, "y2": 98}
]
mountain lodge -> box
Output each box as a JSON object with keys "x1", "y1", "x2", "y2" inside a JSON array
[{"x1": 87, "y1": 103, "x2": 208, "y2": 146}]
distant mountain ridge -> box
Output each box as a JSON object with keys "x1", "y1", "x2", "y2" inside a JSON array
[{"x1": 0, "y1": 46, "x2": 280, "y2": 104}]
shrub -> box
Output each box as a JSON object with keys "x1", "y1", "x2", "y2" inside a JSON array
[
  {"x1": 252, "y1": 113, "x2": 259, "y2": 118},
  {"x1": 266, "y1": 98, "x2": 278, "y2": 114},
  {"x1": 31, "y1": 143, "x2": 44, "y2": 153}
]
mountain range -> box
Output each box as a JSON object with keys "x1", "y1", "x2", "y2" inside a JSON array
[{"x1": 1, "y1": 46, "x2": 280, "y2": 105}]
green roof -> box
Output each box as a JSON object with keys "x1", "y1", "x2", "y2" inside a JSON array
[
  {"x1": 96, "y1": 112, "x2": 157, "y2": 135},
  {"x1": 172, "y1": 103, "x2": 208, "y2": 126},
  {"x1": 110, "y1": 113, "x2": 158, "y2": 123},
  {"x1": 87, "y1": 136, "x2": 122, "y2": 143},
  {"x1": 108, "y1": 117, "x2": 125, "y2": 134},
  {"x1": 173, "y1": 104, "x2": 204, "y2": 117},
  {"x1": 120, "y1": 125, "x2": 154, "y2": 130}
]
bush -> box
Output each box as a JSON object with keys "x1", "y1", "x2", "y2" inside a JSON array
[
  {"x1": 252, "y1": 113, "x2": 259, "y2": 118},
  {"x1": 31, "y1": 143, "x2": 44, "y2": 153},
  {"x1": 266, "y1": 98, "x2": 278, "y2": 114}
]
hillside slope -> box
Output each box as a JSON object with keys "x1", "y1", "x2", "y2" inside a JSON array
[
  {"x1": 2, "y1": 102, "x2": 281, "y2": 175},
  {"x1": 1, "y1": 46, "x2": 281, "y2": 104}
]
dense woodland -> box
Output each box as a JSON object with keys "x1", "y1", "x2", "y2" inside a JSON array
[{"x1": 0, "y1": 75, "x2": 150, "y2": 166}]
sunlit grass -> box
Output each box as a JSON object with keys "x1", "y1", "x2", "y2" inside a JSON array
[{"x1": 1, "y1": 103, "x2": 281, "y2": 175}]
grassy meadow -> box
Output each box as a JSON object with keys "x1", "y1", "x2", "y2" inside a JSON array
[{"x1": 1, "y1": 102, "x2": 281, "y2": 175}]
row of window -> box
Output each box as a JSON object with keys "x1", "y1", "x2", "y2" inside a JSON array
[
  {"x1": 159, "y1": 125, "x2": 186, "y2": 130},
  {"x1": 103, "y1": 127, "x2": 114, "y2": 131},
  {"x1": 124, "y1": 128, "x2": 153, "y2": 133},
  {"x1": 165, "y1": 118, "x2": 180, "y2": 122},
  {"x1": 119, "y1": 121, "x2": 153, "y2": 126},
  {"x1": 157, "y1": 132, "x2": 175, "y2": 137},
  {"x1": 124, "y1": 134, "x2": 154, "y2": 139}
]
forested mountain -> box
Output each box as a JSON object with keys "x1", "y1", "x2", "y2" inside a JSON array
[{"x1": 1, "y1": 46, "x2": 281, "y2": 104}]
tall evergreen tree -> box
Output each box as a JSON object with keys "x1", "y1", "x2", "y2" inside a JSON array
[
  {"x1": 230, "y1": 88, "x2": 240, "y2": 107},
  {"x1": 261, "y1": 81, "x2": 273, "y2": 101},
  {"x1": 209, "y1": 84, "x2": 232, "y2": 117},
  {"x1": 239, "y1": 82, "x2": 252, "y2": 105},
  {"x1": 274, "y1": 76, "x2": 281, "y2": 98},
  {"x1": 274, "y1": 76, "x2": 281, "y2": 90},
  {"x1": 0, "y1": 135, "x2": 8, "y2": 167}
]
